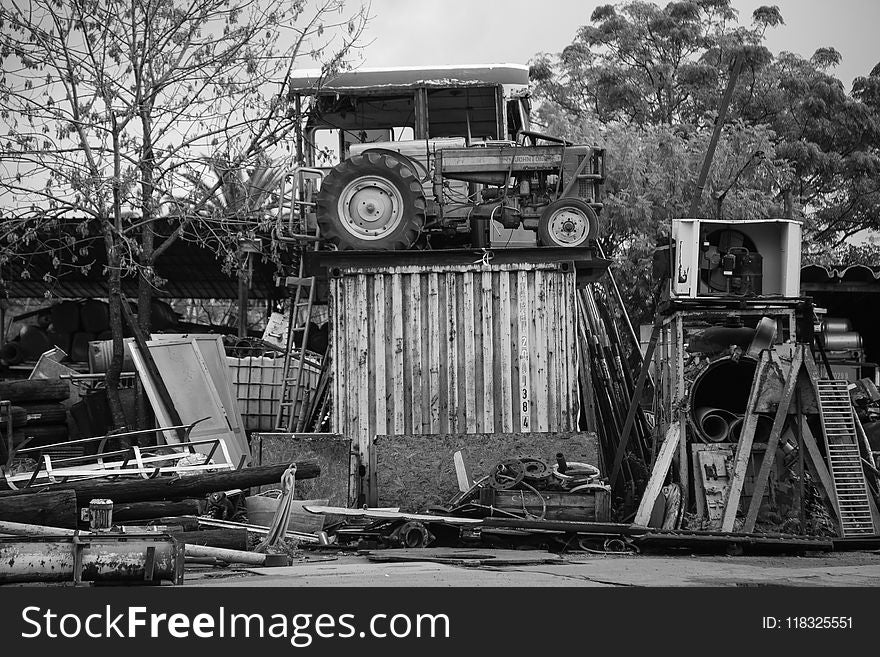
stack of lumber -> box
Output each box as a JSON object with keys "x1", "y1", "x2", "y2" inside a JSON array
[{"x1": 0, "y1": 379, "x2": 72, "y2": 458}]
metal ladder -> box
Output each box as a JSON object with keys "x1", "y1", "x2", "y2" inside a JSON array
[
  {"x1": 816, "y1": 379, "x2": 876, "y2": 536},
  {"x1": 273, "y1": 272, "x2": 316, "y2": 432}
]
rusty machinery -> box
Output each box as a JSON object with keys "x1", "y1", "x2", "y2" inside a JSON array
[{"x1": 283, "y1": 65, "x2": 605, "y2": 251}]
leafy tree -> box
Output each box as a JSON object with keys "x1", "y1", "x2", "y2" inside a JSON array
[
  {"x1": 531, "y1": 0, "x2": 880, "y2": 320},
  {"x1": 539, "y1": 107, "x2": 790, "y2": 322},
  {"x1": 0, "y1": 0, "x2": 368, "y2": 425},
  {"x1": 530, "y1": 0, "x2": 781, "y2": 126}
]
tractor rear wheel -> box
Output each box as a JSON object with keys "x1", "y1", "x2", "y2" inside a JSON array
[
  {"x1": 537, "y1": 199, "x2": 598, "y2": 247},
  {"x1": 316, "y1": 152, "x2": 425, "y2": 250}
]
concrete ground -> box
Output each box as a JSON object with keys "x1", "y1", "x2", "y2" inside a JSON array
[{"x1": 185, "y1": 549, "x2": 880, "y2": 587}]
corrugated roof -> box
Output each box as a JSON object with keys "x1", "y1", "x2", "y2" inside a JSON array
[
  {"x1": 2, "y1": 237, "x2": 281, "y2": 300},
  {"x1": 801, "y1": 264, "x2": 880, "y2": 284}
]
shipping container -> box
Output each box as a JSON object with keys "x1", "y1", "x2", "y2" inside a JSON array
[{"x1": 328, "y1": 254, "x2": 586, "y2": 500}]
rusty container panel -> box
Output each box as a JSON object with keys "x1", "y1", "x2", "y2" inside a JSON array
[{"x1": 331, "y1": 261, "x2": 580, "y2": 485}]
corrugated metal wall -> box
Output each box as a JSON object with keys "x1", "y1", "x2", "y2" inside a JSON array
[{"x1": 331, "y1": 261, "x2": 580, "y2": 484}]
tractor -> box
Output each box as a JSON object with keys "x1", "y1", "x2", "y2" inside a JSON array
[{"x1": 282, "y1": 64, "x2": 605, "y2": 251}]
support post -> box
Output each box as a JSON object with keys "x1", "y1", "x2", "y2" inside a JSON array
[
  {"x1": 743, "y1": 345, "x2": 804, "y2": 532},
  {"x1": 721, "y1": 350, "x2": 770, "y2": 532}
]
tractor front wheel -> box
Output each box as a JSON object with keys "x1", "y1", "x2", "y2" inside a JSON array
[
  {"x1": 537, "y1": 199, "x2": 598, "y2": 247},
  {"x1": 316, "y1": 152, "x2": 426, "y2": 250}
]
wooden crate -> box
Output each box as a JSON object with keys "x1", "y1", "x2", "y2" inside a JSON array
[{"x1": 480, "y1": 488, "x2": 611, "y2": 522}]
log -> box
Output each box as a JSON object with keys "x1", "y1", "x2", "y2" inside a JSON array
[
  {"x1": 0, "y1": 489, "x2": 78, "y2": 528},
  {"x1": 0, "y1": 460, "x2": 320, "y2": 504},
  {"x1": 185, "y1": 543, "x2": 266, "y2": 565},
  {"x1": 112, "y1": 499, "x2": 203, "y2": 522},
  {"x1": 0, "y1": 520, "x2": 76, "y2": 536},
  {"x1": 0, "y1": 379, "x2": 71, "y2": 403},
  {"x1": 167, "y1": 528, "x2": 247, "y2": 550},
  {"x1": 17, "y1": 403, "x2": 67, "y2": 426}
]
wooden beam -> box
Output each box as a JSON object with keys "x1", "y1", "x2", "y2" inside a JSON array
[
  {"x1": 453, "y1": 451, "x2": 472, "y2": 493},
  {"x1": 800, "y1": 422, "x2": 840, "y2": 518},
  {"x1": 743, "y1": 346, "x2": 804, "y2": 532},
  {"x1": 0, "y1": 489, "x2": 78, "y2": 528},
  {"x1": 634, "y1": 421, "x2": 680, "y2": 526},
  {"x1": 721, "y1": 350, "x2": 770, "y2": 532},
  {"x1": 609, "y1": 315, "x2": 661, "y2": 487}
]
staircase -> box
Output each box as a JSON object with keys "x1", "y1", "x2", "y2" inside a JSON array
[{"x1": 816, "y1": 380, "x2": 876, "y2": 536}]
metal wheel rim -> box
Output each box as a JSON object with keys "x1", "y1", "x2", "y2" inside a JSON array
[
  {"x1": 337, "y1": 175, "x2": 404, "y2": 240},
  {"x1": 548, "y1": 206, "x2": 590, "y2": 246}
]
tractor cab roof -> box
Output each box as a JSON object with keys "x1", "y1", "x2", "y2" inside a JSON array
[{"x1": 287, "y1": 63, "x2": 530, "y2": 96}]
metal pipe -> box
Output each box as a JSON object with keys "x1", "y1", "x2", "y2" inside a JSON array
[
  {"x1": 0, "y1": 534, "x2": 182, "y2": 584},
  {"x1": 695, "y1": 407, "x2": 732, "y2": 443}
]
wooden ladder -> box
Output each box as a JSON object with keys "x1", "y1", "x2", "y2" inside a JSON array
[
  {"x1": 273, "y1": 272, "x2": 316, "y2": 432},
  {"x1": 816, "y1": 379, "x2": 876, "y2": 537}
]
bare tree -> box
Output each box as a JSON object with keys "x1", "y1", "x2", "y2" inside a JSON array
[{"x1": 0, "y1": 0, "x2": 368, "y2": 426}]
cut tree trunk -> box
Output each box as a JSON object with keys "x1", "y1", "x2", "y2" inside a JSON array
[
  {"x1": 0, "y1": 489, "x2": 78, "y2": 528},
  {"x1": 0, "y1": 380, "x2": 71, "y2": 403},
  {"x1": 112, "y1": 499, "x2": 203, "y2": 522}
]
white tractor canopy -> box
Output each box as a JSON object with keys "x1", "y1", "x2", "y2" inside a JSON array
[{"x1": 287, "y1": 63, "x2": 530, "y2": 94}]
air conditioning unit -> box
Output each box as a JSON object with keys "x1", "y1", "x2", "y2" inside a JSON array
[{"x1": 671, "y1": 218, "x2": 802, "y2": 298}]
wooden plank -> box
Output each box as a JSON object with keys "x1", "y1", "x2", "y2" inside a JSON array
[
  {"x1": 498, "y1": 271, "x2": 513, "y2": 432},
  {"x1": 674, "y1": 314, "x2": 689, "y2": 521},
  {"x1": 800, "y1": 422, "x2": 840, "y2": 514},
  {"x1": 609, "y1": 316, "x2": 662, "y2": 487},
  {"x1": 721, "y1": 351, "x2": 770, "y2": 532},
  {"x1": 356, "y1": 274, "x2": 371, "y2": 463},
  {"x1": 428, "y1": 273, "x2": 441, "y2": 433},
  {"x1": 743, "y1": 346, "x2": 804, "y2": 532},
  {"x1": 373, "y1": 274, "x2": 388, "y2": 437},
  {"x1": 445, "y1": 274, "x2": 460, "y2": 433},
  {"x1": 692, "y1": 446, "x2": 707, "y2": 519},
  {"x1": 548, "y1": 273, "x2": 562, "y2": 430},
  {"x1": 634, "y1": 421, "x2": 681, "y2": 526},
  {"x1": 453, "y1": 450, "x2": 471, "y2": 493},
  {"x1": 462, "y1": 272, "x2": 477, "y2": 432},
  {"x1": 517, "y1": 270, "x2": 531, "y2": 432},
  {"x1": 331, "y1": 278, "x2": 344, "y2": 435},
  {"x1": 409, "y1": 273, "x2": 424, "y2": 433},
  {"x1": 391, "y1": 274, "x2": 405, "y2": 434},
  {"x1": 534, "y1": 269, "x2": 549, "y2": 432},
  {"x1": 480, "y1": 270, "x2": 495, "y2": 432}
]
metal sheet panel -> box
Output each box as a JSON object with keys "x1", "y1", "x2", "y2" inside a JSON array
[{"x1": 331, "y1": 261, "x2": 579, "y2": 500}]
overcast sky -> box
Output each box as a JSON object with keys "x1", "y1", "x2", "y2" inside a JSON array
[{"x1": 355, "y1": 0, "x2": 879, "y2": 90}]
